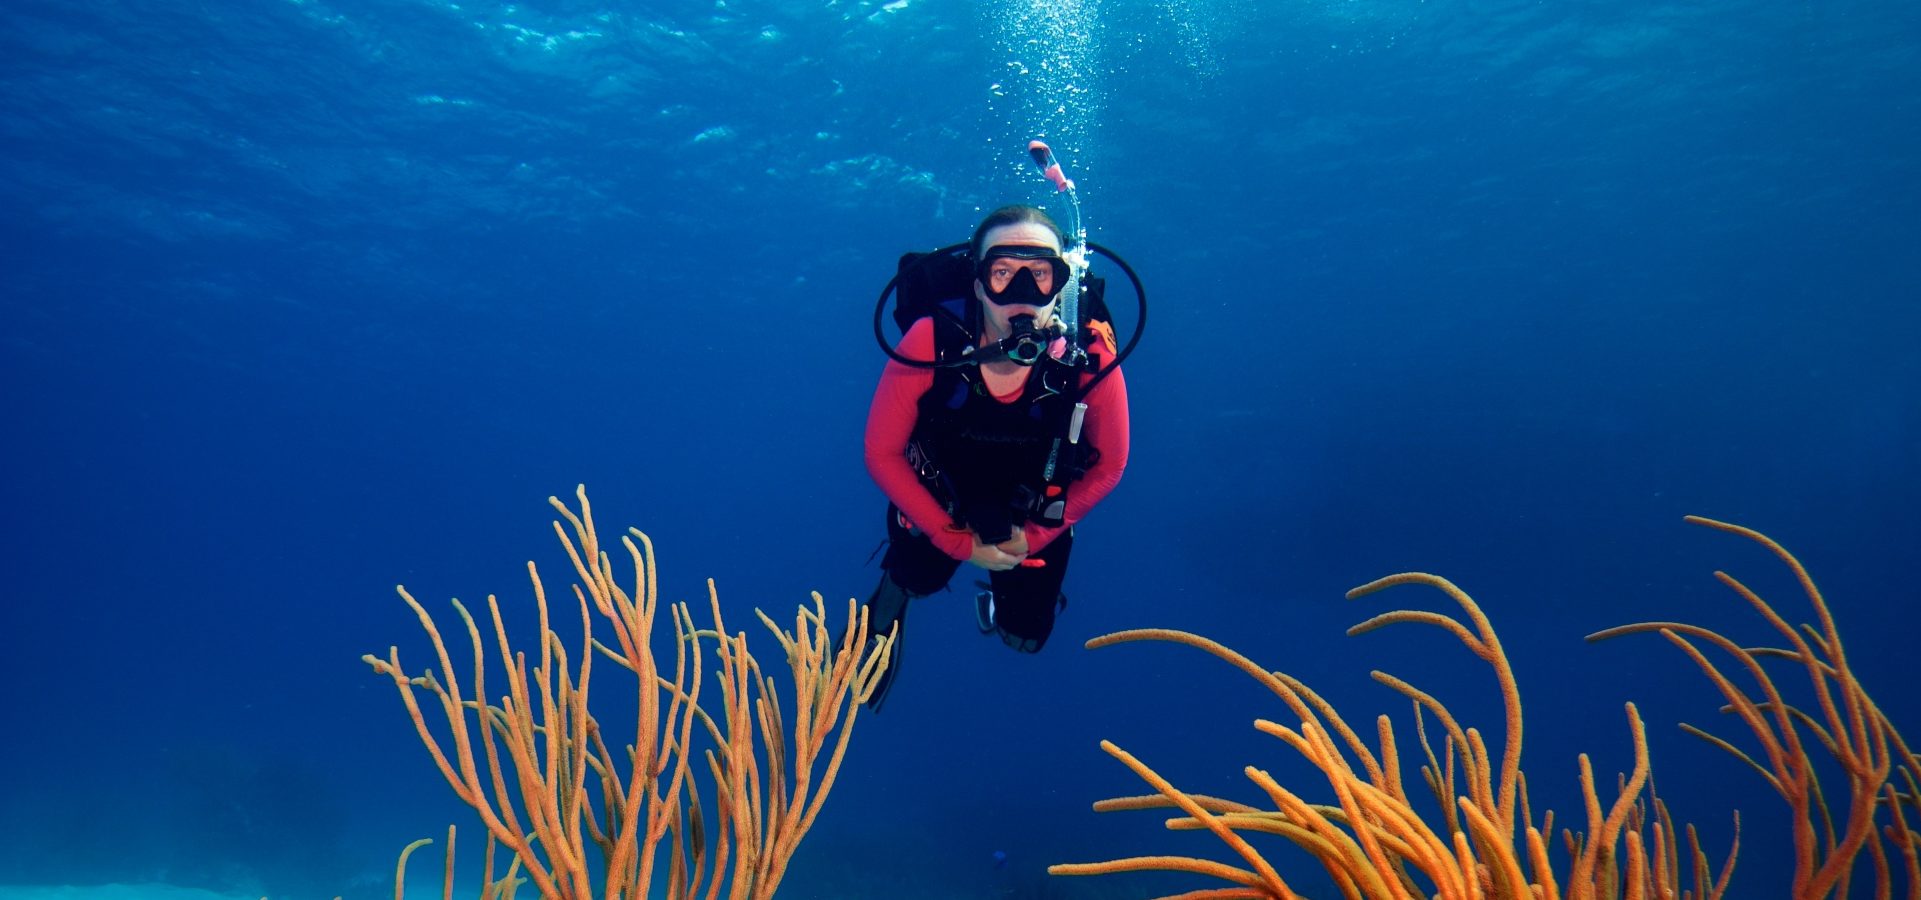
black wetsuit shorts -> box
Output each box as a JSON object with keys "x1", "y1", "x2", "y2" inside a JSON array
[{"x1": 878, "y1": 503, "x2": 1073, "y2": 652}]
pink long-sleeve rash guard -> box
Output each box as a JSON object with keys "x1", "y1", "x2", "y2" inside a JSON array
[{"x1": 863, "y1": 316, "x2": 1131, "y2": 562}]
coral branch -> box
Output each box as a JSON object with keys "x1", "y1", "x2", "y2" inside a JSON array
[
  {"x1": 373, "y1": 487, "x2": 888, "y2": 899},
  {"x1": 1058, "y1": 518, "x2": 1907, "y2": 899}
]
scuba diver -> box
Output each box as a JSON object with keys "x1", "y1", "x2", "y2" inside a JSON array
[{"x1": 860, "y1": 194, "x2": 1137, "y2": 711}]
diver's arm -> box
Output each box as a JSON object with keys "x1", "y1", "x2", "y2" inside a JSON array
[
  {"x1": 863, "y1": 318, "x2": 976, "y2": 561},
  {"x1": 1021, "y1": 363, "x2": 1130, "y2": 554}
]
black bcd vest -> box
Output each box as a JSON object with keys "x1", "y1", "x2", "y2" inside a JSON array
[{"x1": 909, "y1": 296, "x2": 1105, "y2": 542}]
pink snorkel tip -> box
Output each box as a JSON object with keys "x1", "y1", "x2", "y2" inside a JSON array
[{"x1": 1027, "y1": 141, "x2": 1074, "y2": 192}]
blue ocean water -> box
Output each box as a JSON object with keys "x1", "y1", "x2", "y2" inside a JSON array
[{"x1": 2, "y1": 0, "x2": 1916, "y2": 897}]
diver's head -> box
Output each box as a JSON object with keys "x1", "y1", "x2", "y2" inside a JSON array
[{"x1": 970, "y1": 206, "x2": 1067, "y2": 341}]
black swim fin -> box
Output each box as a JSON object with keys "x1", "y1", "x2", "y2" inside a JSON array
[{"x1": 860, "y1": 572, "x2": 914, "y2": 712}]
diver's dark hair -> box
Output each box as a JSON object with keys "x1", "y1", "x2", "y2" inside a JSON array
[{"x1": 969, "y1": 205, "x2": 1066, "y2": 260}]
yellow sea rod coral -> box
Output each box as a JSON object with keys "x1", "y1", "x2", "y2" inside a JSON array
[
  {"x1": 1589, "y1": 516, "x2": 1920, "y2": 899},
  {"x1": 364, "y1": 486, "x2": 894, "y2": 900},
  {"x1": 1052, "y1": 517, "x2": 1919, "y2": 899}
]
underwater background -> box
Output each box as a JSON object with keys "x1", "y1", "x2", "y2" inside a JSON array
[{"x1": 2, "y1": 0, "x2": 1916, "y2": 897}]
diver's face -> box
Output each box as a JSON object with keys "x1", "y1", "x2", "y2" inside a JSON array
[{"x1": 974, "y1": 222, "x2": 1063, "y2": 334}]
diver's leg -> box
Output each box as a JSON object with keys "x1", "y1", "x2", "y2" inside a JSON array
[
  {"x1": 861, "y1": 505, "x2": 962, "y2": 711},
  {"x1": 980, "y1": 527, "x2": 1074, "y2": 654}
]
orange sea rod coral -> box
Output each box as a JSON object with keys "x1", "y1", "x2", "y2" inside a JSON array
[
  {"x1": 1589, "y1": 516, "x2": 1920, "y2": 899},
  {"x1": 1053, "y1": 516, "x2": 1917, "y2": 900},
  {"x1": 365, "y1": 486, "x2": 893, "y2": 900}
]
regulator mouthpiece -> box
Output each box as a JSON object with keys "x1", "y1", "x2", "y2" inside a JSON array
[{"x1": 1004, "y1": 314, "x2": 1051, "y2": 366}]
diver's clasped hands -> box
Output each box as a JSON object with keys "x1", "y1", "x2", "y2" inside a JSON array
[{"x1": 968, "y1": 528, "x2": 1030, "y2": 571}]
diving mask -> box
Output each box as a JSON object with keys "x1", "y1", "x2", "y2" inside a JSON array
[{"x1": 976, "y1": 244, "x2": 1070, "y2": 307}]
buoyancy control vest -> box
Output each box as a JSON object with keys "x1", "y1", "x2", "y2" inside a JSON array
[{"x1": 907, "y1": 291, "x2": 1110, "y2": 545}]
